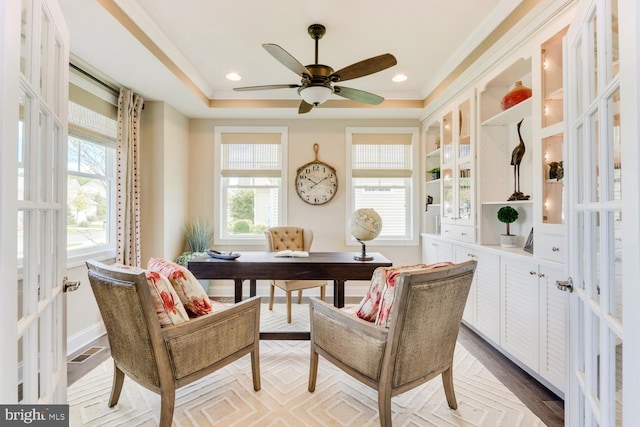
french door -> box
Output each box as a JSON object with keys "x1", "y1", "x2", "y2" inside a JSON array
[
  {"x1": 565, "y1": 0, "x2": 639, "y2": 425},
  {"x1": 0, "y1": 0, "x2": 69, "y2": 403}
]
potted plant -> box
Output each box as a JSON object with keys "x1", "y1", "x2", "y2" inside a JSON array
[
  {"x1": 427, "y1": 167, "x2": 441, "y2": 180},
  {"x1": 497, "y1": 206, "x2": 519, "y2": 247},
  {"x1": 176, "y1": 218, "x2": 213, "y2": 293}
]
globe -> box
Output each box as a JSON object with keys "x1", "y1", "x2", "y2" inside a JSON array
[{"x1": 350, "y1": 208, "x2": 382, "y2": 242}]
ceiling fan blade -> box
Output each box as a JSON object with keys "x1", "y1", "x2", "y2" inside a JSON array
[
  {"x1": 233, "y1": 84, "x2": 300, "y2": 91},
  {"x1": 263, "y1": 43, "x2": 312, "y2": 78},
  {"x1": 329, "y1": 54, "x2": 397, "y2": 82},
  {"x1": 298, "y1": 100, "x2": 314, "y2": 114},
  {"x1": 334, "y1": 86, "x2": 384, "y2": 105}
]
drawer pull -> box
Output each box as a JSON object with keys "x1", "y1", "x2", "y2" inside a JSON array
[
  {"x1": 552, "y1": 246, "x2": 560, "y2": 252},
  {"x1": 467, "y1": 253, "x2": 476, "y2": 258},
  {"x1": 461, "y1": 232, "x2": 467, "y2": 236},
  {"x1": 556, "y1": 277, "x2": 574, "y2": 292},
  {"x1": 538, "y1": 273, "x2": 545, "y2": 278},
  {"x1": 529, "y1": 271, "x2": 537, "y2": 275}
]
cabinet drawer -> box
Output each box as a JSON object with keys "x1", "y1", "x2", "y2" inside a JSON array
[
  {"x1": 441, "y1": 224, "x2": 475, "y2": 243},
  {"x1": 535, "y1": 233, "x2": 564, "y2": 261}
]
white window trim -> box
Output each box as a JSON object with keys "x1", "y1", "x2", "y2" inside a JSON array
[
  {"x1": 345, "y1": 127, "x2": 419, "y2": 247},
  {"x1": 213, "y1": 126, "x2": 288, "y2": 246}
]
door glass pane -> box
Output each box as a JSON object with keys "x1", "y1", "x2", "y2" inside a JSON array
[
  {"x1": 442, "y1": 112, "x2": 453, "y2": 164},
  {"x1": 543, "y1": 133, "x2": 564, "y2": 224},
  {"x1": 614, "y1": 334, "x2": 623, "y2": 427},
  {"x1": 18, "y1": 211, "x2": 25, "y2": 322},
  {"x1": 577, "y1": 124, "x2": 585, "y2": 204},
  {"x1": 458, "y1": 100, "x2": 471, "y2": 158},
  {"x1": 38, "y1": 110, "x2": 47, "y2": 202},
  {"x1": 458, "y1": 162, "x2": 471, "y2": 220},
  {"x1": 610, "y1": 210, "x2": 622, "y2": 324},
  {"x1": 18, "y1": 336, "x2": 24, "y2": 402},
  {"x1": 577, "y1": 211, "x2": 586, "y2": 291},
  {"x1": 39, "y1": 10, "x2": 50, "y2": 99},
  {"x1": 575, "y1": 38, "x2": 584, "y2": 116},
  {"x1": 18, "y1": 89, "x2": 28, "y2": 201},
  {"x1": 591, "y1": 111, "x2": 600, "y2": 203},
  {"x1": 442, "y1": 168, "x2": 454, "y2": 219},
  {"x1": 609, "y1": 89, "x2": 621, "y2": 201},
  {"x1": 590, "y1": 313, "x2": 601, "y2": 401},
  {"x1": 610, "y1": 0, "x2": 619, "y2": 80},
  {"x1": 54, "y1": 37, "x2": 62, "y2": 116},
  {"x1": 589, "y1": 11, "x2": 598, "y2": 102},
  {"x1": 20, "y1": 0, "x2": 30, "y2": 78},
  {"x1": 51, "y1": 124, "x2": 60, "y2": 202},
  {"x1": 588, "y1": 211, "x2": 601, "y2": 304}
]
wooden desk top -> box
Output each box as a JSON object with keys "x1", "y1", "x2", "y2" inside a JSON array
[{"x1": 188, "y1": 251, "x2": 392, "y2": 281}]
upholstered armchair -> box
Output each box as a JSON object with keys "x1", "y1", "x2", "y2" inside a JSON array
[
  {"x1": 308, "y1": 261, "x2": 477, "y2": 427},
  {"x1": 86, "y1": 260, "x2": 261, "y2": 427},
  {"x1": 264, "y1": 226, "x2": 326, "y2": 323}
]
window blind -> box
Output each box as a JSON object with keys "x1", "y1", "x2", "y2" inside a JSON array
[{"x1": 220, "y1": 132, "x2": 282, "y2": 177}]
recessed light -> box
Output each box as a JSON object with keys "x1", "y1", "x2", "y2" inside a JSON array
[
  {"x1": 392, "y1": 74, "x2": 408, "y2": 82},
  {"x1": 226, "y1": 72, "x2": 242, "y2": 81}
]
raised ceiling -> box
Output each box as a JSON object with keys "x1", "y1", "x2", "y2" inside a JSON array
[{"x1": 58, "y1": 0, "x2": 525, "y2": 119}]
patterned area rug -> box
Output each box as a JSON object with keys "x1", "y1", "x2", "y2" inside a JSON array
[{"x1": 68, "y1": 304, "x2": 545, "y2": 426}]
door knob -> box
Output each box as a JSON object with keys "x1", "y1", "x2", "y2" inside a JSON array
[{"x1": 556, "y1": 277, "x2": 574, "y2": 292}]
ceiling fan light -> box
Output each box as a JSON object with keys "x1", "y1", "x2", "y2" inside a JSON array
[{"x1": 299, "y1": 85, "x2": 332, "y2": 106}]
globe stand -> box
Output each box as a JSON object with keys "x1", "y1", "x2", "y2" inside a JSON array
[{"x1": 354, "y1": 239, "x2": 373, "y2": 261}]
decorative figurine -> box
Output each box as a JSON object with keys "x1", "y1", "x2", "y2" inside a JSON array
[
  {"x1": 548, "y1": 161, "x2": 564, "y2": 181},
  {"x1": 508, "y1": 118, "x2": 531, "y2": 201}
]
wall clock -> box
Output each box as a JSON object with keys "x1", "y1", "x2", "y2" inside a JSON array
[{"x1": 295, "y1": 143, "x2": 338, "y2": 205}]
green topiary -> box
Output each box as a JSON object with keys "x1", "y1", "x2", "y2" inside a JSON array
[{"x1": 497, "y1": 206, "x2": 519, "y2": 235}]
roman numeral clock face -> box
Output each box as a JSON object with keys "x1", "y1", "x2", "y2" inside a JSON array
[{"x1": 295, "y1": 161, "x2": 338, "y2": 205}]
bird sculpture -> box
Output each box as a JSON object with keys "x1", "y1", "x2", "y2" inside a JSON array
[{"x1": 508, "y1": 118, "x2": 530, "y2": 201}]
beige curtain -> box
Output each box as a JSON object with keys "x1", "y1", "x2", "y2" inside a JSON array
[{"x1": 116, "y1": 89, "x2": 144, "y2": 266}]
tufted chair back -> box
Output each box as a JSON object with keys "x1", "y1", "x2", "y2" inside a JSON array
[{"x1": 265, "y1": 226, "x2": 313, "y2": 252}]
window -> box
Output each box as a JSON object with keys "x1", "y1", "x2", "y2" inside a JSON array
[
  {"x1": 346, "y1": 128, "x2": 419, "y2": 245},
  {"x1": 214, "y1": 127, "x2": 287, "y2": 245},
  {"x1": 66, "y1": 67, "x2": 118, "y2": 263}
]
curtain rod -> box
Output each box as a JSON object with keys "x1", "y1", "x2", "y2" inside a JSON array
[{"x1": 70, "y1": 63, "x2": 120, "y2": 95}]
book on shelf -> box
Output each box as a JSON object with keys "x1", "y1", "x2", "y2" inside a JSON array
[{"x1": 274, "y1": 250, "x2": 309, "y2": 258}]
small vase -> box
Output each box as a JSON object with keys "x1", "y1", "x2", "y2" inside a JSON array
[
  {"x1": 500, "y1": 81, "x2": 532, "y2": 110},
  {"x1": 500, "y1": 234, "x2": 518, "y2": 248}
]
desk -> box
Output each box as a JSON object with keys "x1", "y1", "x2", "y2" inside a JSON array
[{"x1": 188, "y1": 252, "x2": 392, "y2": 339}]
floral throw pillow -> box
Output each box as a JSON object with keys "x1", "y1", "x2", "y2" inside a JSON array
[
  {"x1": 110, "y1": 263, "x2": 189, "y2": 326},
  {"x1": 375, "y1": 262, "x2": 453, "y2": 328},
  {"x1": 147, "y1": 258, "x2": 213, "y2": 317}
]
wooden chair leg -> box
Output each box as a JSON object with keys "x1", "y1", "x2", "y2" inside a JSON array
[
  {"x1": 297, "y1": 289, "x2": 303, "y2": 304},
  {"x1": 251, "y1": 344, "x2": 261, "y2": 391},
  {"x1": 442, "y1": 366, "x2": 458, "y2": 409},
  {"x1": 378, "y1": 387, "x2": 393, "y2": 427},
  {"x1": 158, "y1": 388, "x2": 176, "y2": 427},
  {"x1": 269, "y1": 283, "x2": 275, "y2": 310},
  {"x1": 320, "y1": 285, "x2": 326, "y2": 301},
  {"x1": 308, "y1": 348, "x2": 319, "y2": 392},
  {"x1": 286, "y1": 291, "x2": 292, "y2": 323},
  {"x1": 108, "y1": 363, "x2": 125, "y2": 407}
]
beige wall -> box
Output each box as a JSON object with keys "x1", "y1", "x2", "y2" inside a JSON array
[{"x1": 189, "y1": 118, "x2": 423, "y2": 297}]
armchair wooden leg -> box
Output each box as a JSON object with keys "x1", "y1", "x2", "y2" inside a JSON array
[
  {"x1": 308, "y1": 348, "x2": 319, "y2": 392},
  {"x1": 320, "y1": 285, "x2": 326, "y2": 301},
  {"x1": 286, "y1": 291, "x2": 292, "y2": 323},
  {"x1": 269, "y1": 284, "x2": 275, "y2": 310},
  {"x1": 251, "y1": 345, "x2": 261, "y2": 391},
  {"x1": 159, "y1": 388, "x2": 176, "y2": 427},
  {"x1": 108, "y1": 363, "x2": 125, "y2": 407},
  {"x1": 297, "y1": 289, "x2": 303, "y2": 304},
  {"x1": 442, "y1": 366, "x2": 458, "y2": 409},
  {"x1": 378, "y1": 387, "x2": 393, "y2": 427}
]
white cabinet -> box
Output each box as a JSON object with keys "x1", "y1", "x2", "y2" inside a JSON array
[
  {"x1": 421, "y1": 235, "x2": 452, "y2": 264},
  {"x1": 501, "y1": 256, "x2": 566, "y2": 395},
  {"x1": 454, "y1": 245, "x2": 500, "y2": 343}
]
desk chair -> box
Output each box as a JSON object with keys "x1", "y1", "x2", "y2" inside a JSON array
[{"x1": 264, "y1": 226, "x2": 326, "y2": 323}]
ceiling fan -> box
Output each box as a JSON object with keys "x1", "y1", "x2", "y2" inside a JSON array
[{"x1": 233, "y1": 24, "x2": 397, "y2": 114}]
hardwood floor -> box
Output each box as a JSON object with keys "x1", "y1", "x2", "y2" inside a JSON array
[{"x1": 67, "y1": 324, "x2": 564, "y2": 426}]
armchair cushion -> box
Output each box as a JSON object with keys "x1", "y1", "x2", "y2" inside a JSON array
[
  {"x1": 110, "y1": 263, "x2": 190, "y2": 326},
  {"x1": 354, "y1": 262, "x2": 454, "y2": 327},
  {"x1": 147, "y1": 257, "x2": 213, "y2": 317}
]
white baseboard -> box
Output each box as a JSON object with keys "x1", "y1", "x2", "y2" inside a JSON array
[{"x1": 67, "y1": 322, "x2": 106, "y2": 357}]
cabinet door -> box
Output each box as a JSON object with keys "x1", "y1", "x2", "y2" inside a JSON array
[
  {"x1": 474, "y1": 250, "x2": 501, "y2": 343},
  {"x1": 454, "y1": 246, "x2": 476, "y2": 324},
  {"x1": 538, "y1": 265, "x2": 566, "y2": 393},
  {"x1": 501, "y1": 257, "x2": 540, "y2": 370},
  {"x1": 422, "y1": 237, "x2": 452, "y2": 264}
]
